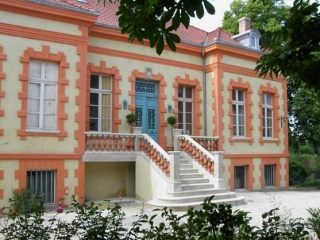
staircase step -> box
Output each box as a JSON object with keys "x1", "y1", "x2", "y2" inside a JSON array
[
  {"x1": 180, "y1": 168, "x2": 198, "y2": 174},
  {"x1": 181, "y1": 178, "x2": 209, "y2": 184},
  {"x1": 181, "y1": 183, "x2": 215, "y2": 190},
  {"x1": 180, "y1": 173, "x2": 203, "y2": 179},
  {"x1": 167, "y1": 188, "x2": 227, "y2": 197},
  {"x1": 157, "y1": 192, "x2": 238, "y2": 204},
  {"x1": 148, "y1": 195, "x2": 245, "y2": 209},
  {"x1": 180, "y1": 164, "x2": 193, "y2": 169}
]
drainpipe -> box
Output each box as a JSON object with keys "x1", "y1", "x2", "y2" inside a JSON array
[{"x1": 202, "y1": 33, "x2": 209, "y2": 136}]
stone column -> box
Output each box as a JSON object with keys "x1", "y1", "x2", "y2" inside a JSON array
[
  {"x1": 211, "y1": 151, "x2": 225, "y2": 188},
  {"x1": 133, "y1": 127, "x2": 143, "y2": 151},
  {"x1": 168, "y1": 151, "x2": 181, "y2": 192},
  {"x1": 173, "y1": 129, "x2": 183, "y2": 151}
]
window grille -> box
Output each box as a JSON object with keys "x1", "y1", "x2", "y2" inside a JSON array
[
  {"x1": 27, "y1": 170, "x2": 56, "y2": 204},
  {"x1": 264, "y1": 165, "x2": 275, "y2": 188}
]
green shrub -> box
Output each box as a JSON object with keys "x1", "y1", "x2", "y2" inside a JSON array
[
  {"x1": 0, "y1": 195, "x2": 312, "y2": 239},
  {"x1": 289, "y1": 160, "x2": 307, "y2": 185},
  {"x1": 8, "y1": 188, "x2": 44, "y2": 216},
  {"x1": 307, "y1": 207, "x2": 320, "y2": 239}
]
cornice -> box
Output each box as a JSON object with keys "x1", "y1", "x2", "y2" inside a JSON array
[
  {"x1": 89, "y1": 25, "x2": 203, "y2": 57},
  {"x1": 0, "y1": 0, "x2": 98, "y2": 26}
]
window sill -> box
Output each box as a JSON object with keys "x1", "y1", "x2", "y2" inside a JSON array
[
  {"x1": 232, "y1": 137, "x2": 251, "y2": 141},
  {"x1": 26, "y1": 129, "x2": 60, "y2": 134},
  {"x1": 260, "y1": 138, "x2": 280, "y2": 144},
  {"x1": 229, "y1": 137, "x2": 253, "y2": 144}
]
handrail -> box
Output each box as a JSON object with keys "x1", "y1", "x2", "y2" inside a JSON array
[
  {"x1": 85, "y1": 132, "x2": 136, "y2": 151},
  {"x1": 84, "y1": 132, "x2": 170, "y2": 176},
  {"x1": 137, "y1": 134, "x2": 170, "y2": 177},
  {"x1": 191, "y1": 135, "x2": 219, "y2": 151},
  {"x1": 178, "y1": 135, "x2": 215, "y2": 174}
]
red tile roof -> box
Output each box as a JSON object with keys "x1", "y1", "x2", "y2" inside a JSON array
[{"x1": 28, "y1": 0, "x2": 242, "y2": 47}]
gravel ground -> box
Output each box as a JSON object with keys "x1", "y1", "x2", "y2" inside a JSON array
[{"x1": 234, "y1": 189, "x2": 320, "y2": 226}]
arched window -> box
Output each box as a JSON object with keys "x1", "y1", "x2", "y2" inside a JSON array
[{"x1": 250, "y1": 34, "x2": 257, "y2": 48}]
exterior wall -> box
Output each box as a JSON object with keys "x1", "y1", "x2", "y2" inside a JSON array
[
  {"x1": 87, "y1": 35, "x2": 204, "y2": 148},
  {"x1": 0, "y1": 0, "x2": 95, "y2": 206},
  {"x1": 85, "y1": 162, "x2": 135, "y2": 200},
  {"x1": 0, "y1": 10, "x2": 82, "y2": 36},
  {"x1": 210, "y1": 49, "x2": 289, "y2": 191},
  {"x1": 135, "y1": 154, "x2": 168, "y2": 202},
  {"x1": 0, "y1": 160, "x2": 19, "y2": 209},
  {"x1": 0, "y1": 0, "x2": 290, "y2": 206}
]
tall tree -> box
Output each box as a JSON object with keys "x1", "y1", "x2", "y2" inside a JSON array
[
  {"x1": 222, "y1": 0, "x2": 290, "y2": 35},
  {"x1": 288, "y1": 82, "x2": 320, "y2": 154},
  {"x1": 255, "y1": 0, "x2": 320, "y2": 92}
]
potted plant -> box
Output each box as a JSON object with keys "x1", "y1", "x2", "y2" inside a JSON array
[
  {"x1": 126, "y1": 113, "x2": 137, "y2": 124},
  {"x1": 126, "y1": 113, "x2": 137, "y2": 135},
  {"x1": 167, "y1": 115, "x2": 177, "y2": 150},
  {"x1": 167, "y1": 115, "x2": 177, "y2": 127}
]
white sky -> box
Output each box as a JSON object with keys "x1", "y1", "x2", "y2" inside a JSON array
[{"x1": 190, "y1": 0, "x2": 233, "y2": 32}]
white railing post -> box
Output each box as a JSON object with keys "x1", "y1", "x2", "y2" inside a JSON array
[
  {"x1": 133, "y1": 127, "x2": 142, "y2": 151},
  {"x1": 168, "y1": 151, "x2": 181, "y2": 192},
  {"x1": 173, "y1": 129, "x2": 183, "y2": 151},
  {"x1": 211, "y1": 151, "x2": 225, "y2": 188}
]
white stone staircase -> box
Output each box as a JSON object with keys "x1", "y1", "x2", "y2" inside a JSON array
[{"x1": 148, "y1": 153, "x2": 244, "y2": 209}]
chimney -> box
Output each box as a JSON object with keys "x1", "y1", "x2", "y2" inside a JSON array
[{"x1": 238, "y1": 17, "x2": 251, "y2": 34}]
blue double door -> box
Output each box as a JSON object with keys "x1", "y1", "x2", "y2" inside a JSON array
[{"x1": 135, "y1": 81, "x2": 158, "y2": 142}]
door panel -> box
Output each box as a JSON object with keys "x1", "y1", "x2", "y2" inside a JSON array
[
  {"x1": 234, "y1": 166, "x2": 246, "y2": 189},
  {"x1": 135, "y1": 81, "x2": 158, "y2": 142}
]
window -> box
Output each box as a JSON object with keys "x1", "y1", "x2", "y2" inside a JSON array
[
  {"x1": 250, "y1": 34, "x2": 257, "y2": 48},
  {"x1": 264, "y1": 164, "x2": 275, "y2": 188},
  {"x1": 27, "y1": 170, "x2": 56, "y2": 204},
  {"x1": 178, "y1": 86, "x2": 193, "y2": 135},
  {"x1": 90, "y1": 75, "x2": 112, "y2": 132},
  {"x1": 232, "y1": 89, "x2": 245, "y2": 137},
  {"x1": 27, "y1": 61, "x2": 58, "y2": 130},
  {"x1": 262, "y1": 93, "x2": 273, "y2": 138},
  {"x1": 234, "y1": 166, "x2": 246, "y2": 189}
]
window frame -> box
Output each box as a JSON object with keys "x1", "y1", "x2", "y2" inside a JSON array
[
  {"x1": 27, "y1": 169, "x2": 56, "y2": 204},
  {"x1": 18, "y1": 46, "x2": 69, "y2": 140},
  {"x1": 27, "y1": 60, "x2": 58, "y2": 131},
  {"x1": 89, "y1": 74, "x2": 113, "y2": 132},
  {"x1": 178, "y1": 86, "x2": 193, "y2": 135},
  {"x1": 232, "y1": 89, "x2": 246, "y2": 137},
  {"x1": 262, "y1": 93, "x2": 273, "y2": 138}
]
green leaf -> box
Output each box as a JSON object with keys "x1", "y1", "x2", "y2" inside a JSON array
[
  {"x1": 161, "y1": 8, "x2": 175, "y2": 23},
  {"x1": 167, "y1": 33, "x2": 181, "y2": 43},
  {"x1": 165, "y1": 35, "x2": 177, "y2": 52},
  {"x1": 172, "y1": 11, "x2": 181, "y2": 29},
  {"x1": 195, "y1": 2, "x2": 205, "y2": 19},
  {"x1": 203, "y1": 0, "x2": 215, "y2": 15},
  {"x1": 156, "y1": 37, "x2": 164, "y2": 55},
  {"x1": 181, "y1": 10, "x2": 190, "y2": 28}
]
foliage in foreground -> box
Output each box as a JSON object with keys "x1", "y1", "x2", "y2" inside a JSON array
[
  {"x1": 97, "y1": 0, "x2": 215, "y2": 55},
  {"x1": 0, "y1": 194, "x2": 316, "y2": 239}
]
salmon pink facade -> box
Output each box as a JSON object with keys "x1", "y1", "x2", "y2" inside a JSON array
[{"x1": 0, "y1": 0, "x2": 289, "y2": 208}]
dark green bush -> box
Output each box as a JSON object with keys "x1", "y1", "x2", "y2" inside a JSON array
[
  {"x1": 0, "y1": 195, "x2": 313, "y2": 239},
  {"x1": 289, "y1": 160, "x2": 307, "y2": 185},
  {"x1": 8, "y1": 188, "x2": 44, "y2": 216}
]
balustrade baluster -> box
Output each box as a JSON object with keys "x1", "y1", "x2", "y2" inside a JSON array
[
  {"x1": 118, "y1": 136, "x2": 123, "y2": 150},
  {"x1": 92, "y1": 136, "x2": 97, "y2": 150},
  {"x1": 165, "y1": 162, "x2": 170, "y2": 176},
  {"x1": 86, "y1": 135, "x2": 90, "y2": 151}
]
